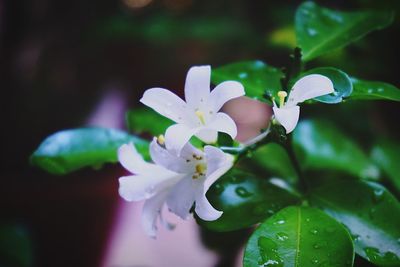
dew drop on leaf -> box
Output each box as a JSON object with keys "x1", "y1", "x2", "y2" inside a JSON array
[
  {"x1": 372, "y1": 188, "x2": 385, "y2": 203},
  {"x1": 257, "y1": 237, "x2": 284, "y2": 267},
  {"x1": 309, "y1": 229, "x2": 318, "y2": 235},
  {"x1": 235, "y1": 186, "x2": 253, "y2": 198},
  {"x1": 275, "y1": 232, "x2": 289, "y2": 241}
]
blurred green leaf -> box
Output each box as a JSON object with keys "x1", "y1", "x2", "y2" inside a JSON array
[
  {"x1": 211, "y1": 60, "x2": 283, "y2": 102},
  {"x1": 371, "y1": 139, "x2": 400, "y2": 192},
  {"x1": 350, "y1": 78, "x2": 400, "y2": 101},
  {"x1": 244, "y1": 206, "x2": 354, "y2": 267},
  {"x1": 295, "y1": 1, "x2": 394, "y2": 61},
  {"x1": 310, "y1": 180, "x2": 400, "y2": 266},
  {"x1": 293, "y1": 120, "x2": 379, "y2": 179},
  {"x1": 126, "y1": 108, "x2": 173, "y2": 136},
  {"x1": 31, "y1": 128, "x2": 149, "y2": 175},
  {"x1": 300, "y1": 67, "x2": 352, "y2": 103},
  {"x1": 96, "y1": 15, "x2": 256, "y2": 44},
  {"x1": 246, "y1": 143, "x2": 297, "y2": 183},
  {"x1": 0, "y1": 224, "x2": 32, "y2": 267},
  {"x1": 198, "y1": 169, "x2": 299, "y2": 232}
]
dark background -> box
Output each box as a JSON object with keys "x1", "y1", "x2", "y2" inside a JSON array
[{"x1": 0, "y1": 0, "x2": 399, "y2": 266}]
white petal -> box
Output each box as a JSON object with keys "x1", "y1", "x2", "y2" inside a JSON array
[
  {"x1": 118, "y1": 143, "x2": 154, "y2": 174},
  {"x1": 165, "y1": 124, "x2": 200, "y2": 155},
  {"x1": 140, "y1": 88, "x2": 188, "y2": 123},
  {"x1": 180, "y1": 141, "x2": 204, "y2": 160},
  {"x1": 196, "y1": 129, "x2": 218, "y2": 144},
  {"x1": 166, "y1": 176, "x2": 196, "y2": 220},
  {"x1": 209, "y1": 81, "x2": 245, "y2": 112},
  {"x1": 184, "y1": 66, "x2": 211, "y2": 108},
  {"x1": 195, "y1": 191, "x2": 223, "y2": 221},
  {"x1": 141, "y1": 189, "x2": 170, "y2": 238},
  {"x1": 287, "y1": 74, "x2": 334, "y2": 106},
  {"x1": 273, "y1": 105, "x2": 300, "y2": 134},
  {"x1": 118, "y1": 172, "x2": 180, "y2": 202},
  {"x1": 150, "y1": 138, "x2": 192, "y2": 173},
  {"x1": 207, "y1": 112, "x2": 238, "y2": 140},
  {"x1": 204, "y1": 146, "x2": 234, "y2": 192}
]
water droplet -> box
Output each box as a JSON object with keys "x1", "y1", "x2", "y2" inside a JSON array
[
  {"x1": 365, "y1": 247, "x2": 400, "y2": 262},
  {"x1": 239, "y1": 72, "x2": 248, "y2": 79},
  {"x1": 311, "y1": 259, "x2": 319, "y2": 265},
  {"x1": 377, "y1": 88, "x2": 384, "y2": 93},
  {"x1": 276, "y1": 232, "x2": 289, "y2": 241},
  {"x1": 373, "y1": 188, "x2": 385, "y2": 203},
  {"x1": 230, "y1": 175, "x2": 243, "y2": 184},
  {"x1": 351, "y1": 234, "x2": 361, "y2": 242},
  {"x1": 305, "y1": 218, "x2": 311, "y2": 222},
  {"x1": 313, "y1": 240, "x2": 327, "y2": 249},
  {"x1": 367, "y1": 88, "x2": 373, "y2": 93},
  {"x1": 213, "y1": 183, "x2": 225, "y2": 195},
  {"x1": 275, "y1": 220, "x2": 285, "y2": 225},
  {"x1": 235, "y1": 186, "x2": 253, "y2": 198},
  {"x1": 307, "y1": 28, "x2": 318, "y2": 36},
  {"x1": 257, "y1": 237, "x2": 283, "y2": 267},
  {"x1": 309, "y1": 229, "x2": 318, "y2": 235}
]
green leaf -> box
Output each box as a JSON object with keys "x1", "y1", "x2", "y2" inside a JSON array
[
  {"x1": 371, "y1": 139, "x2": 400, "y2": 192},
  {"x1": 309, "y1": 180, "x2": 400, "y2": 266},
  {"x1": 0, "y1": 224, "x2": 32, "y2": 267},
  {"x1": 349, "y1": 78, "x2": 400, "y2": 101},
  {"x1": 126, "y1": 108, "x2": 173, "y2": 135},
  {"x1": 300, "y1": 67, "x2": 352, "y2": 103},
  {"x1": 293, "y1": 120, "x2": 379, "y2": 179},
  {"x1": 31, "y1": 127, "x2": 149, "y2": 175},
  {"x1": 246, "y1": 143, "x2": 298, "y2": 183},
  {"x1": 243, "y1": 206, "x2": 354, "y2": 267},
  {"x1": 211, "y1": 60, "x2": 283, "y2": 102},
  {"x1": 295, "y1": 1, "x2": 394, "y2": 61},
  {"x1": 198, "y1": 169, "x2": 300, "y2": 232}
]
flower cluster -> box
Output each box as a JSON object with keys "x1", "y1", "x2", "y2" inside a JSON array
[{"x1": 117, "y1": 65, "x2": 333, "y2": 237}]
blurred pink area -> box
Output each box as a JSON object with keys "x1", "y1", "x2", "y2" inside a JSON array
[
  {"x1": 90, "y1": 91, "x2": 271, "y2": 267},
  {"x1": 223, "y1": 97, "x2": 272, "y2": 142},
  {"x1": 102, "y1": 200, "x2": 218, "y2": 267}
]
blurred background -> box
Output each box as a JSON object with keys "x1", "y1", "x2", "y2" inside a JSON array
[{"x1": 0, "y1": 0, "x2": 399, "y2": 266}]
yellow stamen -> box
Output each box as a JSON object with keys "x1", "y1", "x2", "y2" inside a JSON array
[
  {"x1": 157, "y1": 134, "x2": 165, "y2": 145},
  {"x1": 195, "y1": 110, "x2": 206, "y2": 125},
  {"x1": 277, "y1": 91, "x2": 288, "y2": 108},
  {"x1": 195, "y1": 163, "x2": 207, "y2": 175}
]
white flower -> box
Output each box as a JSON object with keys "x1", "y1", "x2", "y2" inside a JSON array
[
  {"x1": 117, "y1": 138, "x2": 234, "y2": 238},
  {"x1": 140, "y1": 65, "x2": 245, "y2": 154},
  {"x1": 272, "y1": 74, "x2": 334, "y2": 133}
]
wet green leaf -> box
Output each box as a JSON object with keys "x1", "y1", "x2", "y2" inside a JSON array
[
  {"x1": 295, "y1": 2, "x2": 394, "y2": 61},
  {"x1": 31, "y1": 127, "x2": 149, "y2": 175},
  {"x1": 246, "y1": 143, "x2": 297, "y2": 183},
  {"x1": 310, "y1": 180, "x2": 400, "y2": 266},
  {"x1": 300, "y1": 67, "x2": 352, "y2": 103},
  {"x1": 126, "y1": 108, "x2": 173, "y2": 135},
  {"x1": 350, "y1": 78, "x2": 400, "y2": 101},
  {"x1": 0, "y1": 224, "x2": 33, "y2": 267},
  {"x1": 371, "y1": 139, "x2": 400, "y2": 192},
  {"x1": 212, "y1": 60, "x2": 283, "y2": 102},
  {"x1": 198, "y1": 169, "x2": 300, "y2": 232},
  {"x1": 293, "y1": 120, "x2": 379, "y2": 180},
  {"x1": 244, "y1": 206, "x2": 354, "y2": 267}
]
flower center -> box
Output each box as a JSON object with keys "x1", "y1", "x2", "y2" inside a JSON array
[
  {"x1": 193, "y1": 163, "x2": 207, "y2": 179},
  {"x1": 195, "y1": 110, "x2": 206, "y2": 125},
  {"x1": 277, "y1": 91, "x2": 287, "y2": 108},
  {"x1": 157, "y1": 134, "x2": 165, "y2": 145}
]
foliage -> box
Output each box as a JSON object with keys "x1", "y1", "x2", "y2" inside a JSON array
[{"x1": 30, "y1": 2, "x2": 399, "y2": 266}]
